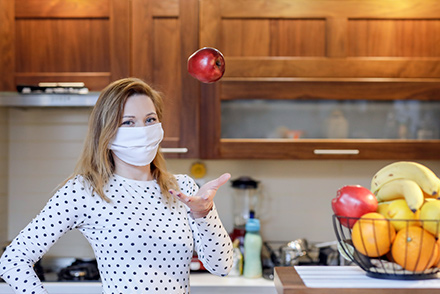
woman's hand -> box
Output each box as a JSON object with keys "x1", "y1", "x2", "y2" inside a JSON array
[{"x1": 170, "y1": 173, "x2": 231, "y2": 218}]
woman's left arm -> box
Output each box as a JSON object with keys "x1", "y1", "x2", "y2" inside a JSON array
[
  {"x1": 188, "y1": 204, "x2": 233, "y2": 276},
  {"x1": 170, "y1": 174, "x2": 233, "y2": 276}
]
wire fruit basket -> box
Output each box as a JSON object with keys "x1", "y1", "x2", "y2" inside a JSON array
[{"x1": 333, "y1": 214, "x2": 440, "y2": 280}]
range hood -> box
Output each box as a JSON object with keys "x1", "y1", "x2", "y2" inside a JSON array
[{"x1": 0, "y1": 92, "x2": 99, "y2": 107}]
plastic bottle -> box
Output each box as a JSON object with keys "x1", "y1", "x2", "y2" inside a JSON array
[{"x1": 243, "y1": 218, "x2": 262, "y2": 278}]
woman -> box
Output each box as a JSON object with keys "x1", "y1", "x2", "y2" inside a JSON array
[{"x1": 0, "y1": 78, "x2": 233, "y2": 293}]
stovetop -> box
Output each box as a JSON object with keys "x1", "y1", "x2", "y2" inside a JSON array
[{"x1": 38, "y1": 257, "x2": 101, "y2": 282}]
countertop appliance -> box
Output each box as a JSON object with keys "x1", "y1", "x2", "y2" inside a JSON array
[{"x1": 229, "y1": 176, "x2": 261, "y2": 251}]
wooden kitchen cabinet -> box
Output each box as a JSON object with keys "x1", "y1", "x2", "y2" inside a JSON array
[
  {"x1": 0, "y1": 0, "x2": 200, "y2": 158},
  {"x1": 199, "y1": 0, "x2": 440, "y2": 159}
]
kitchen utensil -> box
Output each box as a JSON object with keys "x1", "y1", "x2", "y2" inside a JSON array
[{"x1": 280, "y1": 239, "x2": 308, "y2": 266}]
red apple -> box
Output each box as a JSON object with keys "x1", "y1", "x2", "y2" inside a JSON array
[
  {"x1": 187, "y1": 47, "x2": 225, "y2": 83},
  {"x1": 331, "y1": 185, "x2": 378, "y2": 228}
]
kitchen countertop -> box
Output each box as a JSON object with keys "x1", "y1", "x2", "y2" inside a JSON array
[
  {"x1": 0, "y1": 273, "x2": 276, "y2": 294},
  {"x1": 274, "y1": 266, "x2": 440, "y2": 294}
]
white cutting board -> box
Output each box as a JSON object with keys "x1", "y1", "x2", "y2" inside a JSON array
[{"x1": 295, "y1": 266, "x2": 440, "y2": 288}]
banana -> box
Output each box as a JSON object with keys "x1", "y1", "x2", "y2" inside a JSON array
[
  {"x1": 375, "y1": 178, "x2": 424, "y2": 212},
  {"x1": 371, "y1": 161, "x2": 440, "y2": 197},
  {"x1": 423, "y1": 191, "x2": 437, "y2": 199}
]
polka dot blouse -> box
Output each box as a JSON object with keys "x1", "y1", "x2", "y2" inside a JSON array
[{"x1": 0, "y1": 174, "x2": 233, "y2": 294}]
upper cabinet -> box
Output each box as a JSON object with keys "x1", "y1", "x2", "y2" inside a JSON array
[
  {"x1": 0, "y1": 0, "x2": 199, "y2": 158},
  {"x1": 198, "y1": 0, "x2": 440, "y2": 159},
  {"x1": 2, "y1": 0, "x2": 440, "y2": 160}
]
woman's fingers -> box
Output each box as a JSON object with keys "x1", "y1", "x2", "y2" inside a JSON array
[
  {"x1": 170, "y1": 173, "x2": 231, "y2": 218},
  {"x1": 169, "y1": 189, "x2": 191, "y2": 203},
  {"x1": 198, "y1": 173, "x2": 231, "y2": 197}
]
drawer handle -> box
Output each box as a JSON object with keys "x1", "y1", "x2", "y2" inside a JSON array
[
  {"x1": 314, "y1": 149, "x2": 359, "y2": 155},
  {"x1": 160, "y1": 148, "x2": 189, "y2": 154}
]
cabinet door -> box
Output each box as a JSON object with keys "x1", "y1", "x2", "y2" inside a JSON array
[
  {"x1": 10, "y1": 0, "x2": 129, "y2": 90},
  {"x1": 199, "y1": 0, "x2": 440, "y2": 159},
  {"x1": 131, "y1": 0, "x2": 199, "y2": 158}
]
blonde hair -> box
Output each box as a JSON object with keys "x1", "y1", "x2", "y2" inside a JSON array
[{"x1": 61, "y1": 77, "x2": 178, "y2": 202}]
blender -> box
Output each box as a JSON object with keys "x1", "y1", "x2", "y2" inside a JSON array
[{"x1": 229, "y1": 176, "x2": 261, "y2": 250}]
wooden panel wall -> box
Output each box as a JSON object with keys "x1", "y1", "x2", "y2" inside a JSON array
[
  {"x1": 222, "y1": 19, "x2": 326, "y2": 57},
  {"x1": 15, "y1": 20, "x2": 110, "y2": 72},
  {"x1": 0, "y1": 0, "x2": 15, "y2": 90},
  {"x1": 348, "y1": 19, "x2": 440, "y2": 57},
  {"x1": 14, "y1": 0, "x2": 110, "y2": 18}
]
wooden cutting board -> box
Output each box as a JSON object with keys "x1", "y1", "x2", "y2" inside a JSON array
[{"x1": 274, "y1": 266, "x2": 440, "y2": 294}]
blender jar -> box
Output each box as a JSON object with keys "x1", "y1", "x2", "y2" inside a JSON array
[{"x1": 230, "y1": 176, "x2": 260, "y2": 247}]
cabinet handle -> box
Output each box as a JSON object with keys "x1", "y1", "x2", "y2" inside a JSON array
[
  {"x1": 160, "y1": 148, "x2": 189, "y2": 154},
  {"x1": 314, "y1": 149, "x2": 359, "y2": 155}
]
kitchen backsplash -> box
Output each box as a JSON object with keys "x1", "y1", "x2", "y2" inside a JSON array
[{"x1": 1, "y1": 107, "x2": 440, "y2": 258}]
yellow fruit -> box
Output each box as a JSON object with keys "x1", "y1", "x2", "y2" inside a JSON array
[
  {"x1": 419, "y1": 200, "x2": 440, "y2": 237},
  {"x1": 423, "y1": 191, "x2": 437, "y2": 199},
  {"x1": 352, "y1": 212, "x2": 396, "y2": 257},
  {"x1": 386, "y1": 199, "x2": 421, "y2": 231},
  {"x1": 376, "y1": 202, "x2": 389, "y2": 217}
]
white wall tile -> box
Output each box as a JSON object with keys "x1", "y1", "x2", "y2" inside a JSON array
[
  {"x1": 7, "y1": 108, "x2": 93, "y2": 257},
  {"x1": 5, "y1": 108, "x2": 440, "y2": 257},
  {"x1": 166, "y1": 159, "x2": 440, "y2": 243}
]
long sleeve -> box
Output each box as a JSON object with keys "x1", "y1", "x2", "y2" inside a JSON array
[
  {"x1": 179, "y1": 175, "x2": 233, "y2": 276},
  {"x1": 189, "y1": 206, "x2": 233, "y2": 276},
  {"x1": 0, "y1": 177, "x2": 89, "y2": 293}
]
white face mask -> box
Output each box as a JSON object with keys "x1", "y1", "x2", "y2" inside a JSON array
[{"x1": 109, "y1": 123, "x2": 164, "y2": 166}]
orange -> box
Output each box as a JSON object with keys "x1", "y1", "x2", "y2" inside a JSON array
[
  {"x1": 391, "y1": 226, "x2": 438, "y2": 272},
  {"x1": 352, "y1": 212, "x2": 396, "y2": 257}
]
